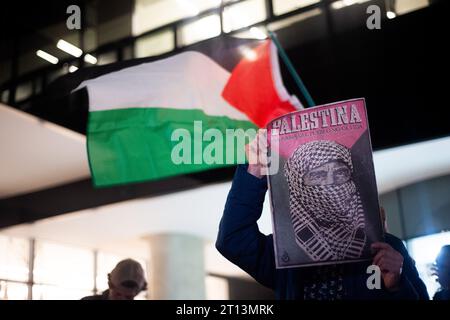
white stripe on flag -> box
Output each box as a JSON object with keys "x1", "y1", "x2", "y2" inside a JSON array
[{"x1": 77, "y1": 51, "x2": 250, "y2": 121}]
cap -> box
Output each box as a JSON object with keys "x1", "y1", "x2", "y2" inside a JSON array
[{"x1": 109, "y1": 259, "x2": 147, "y2": 291}]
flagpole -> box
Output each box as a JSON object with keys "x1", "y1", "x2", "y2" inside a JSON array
[{"x1": 268, "y1": 31, "x2": 316, "y2": 108}]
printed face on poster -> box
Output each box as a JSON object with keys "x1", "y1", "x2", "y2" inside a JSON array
[{"x1": 267, "y1": 98, "x2": 384, "y2": 268}]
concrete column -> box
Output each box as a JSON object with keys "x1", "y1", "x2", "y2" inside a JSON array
[{"x1": 147, "y1": 233, "x2": 205, "y2": 299}]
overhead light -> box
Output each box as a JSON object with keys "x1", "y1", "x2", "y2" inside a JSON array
[
  {"x1": 56, "y1": 39, "x2": 83, "y2": 57},
  {"x1": 386, "y1": 11, "x2": 396, "y2": 19},
  {"x1": 36, "y1": 50, "x2": 59, "y2": 64},
  {"x1": 68, "y1": 65, "x2": 79, "y2": 73},
  {"x1": 240, "y1": 47, "x2": 257, "y2": 61},
  {"x1": 84, "y1": 53, "x2": 97, "y2": 65},
  {"x1": 250, "y1": 27, "x2": 267, "y2": 40},
  {"x1": 331, "y1": 1, "x2": 344, "y2": 9}
]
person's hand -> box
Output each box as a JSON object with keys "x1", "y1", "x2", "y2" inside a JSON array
[
  {"x1": 371, "y1": 242, "x2": 404, "y2": 291},
  {"x1": 245, "y1": 130, "x2": 267, "y2": 178}
]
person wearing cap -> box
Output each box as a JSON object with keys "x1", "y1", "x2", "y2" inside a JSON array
[
  {"x1": 433, "y1": 245, "x2": 450, "y2": 300},
  {"x1": 82, "y1": 258, "x2": 147, "y2": 300}
]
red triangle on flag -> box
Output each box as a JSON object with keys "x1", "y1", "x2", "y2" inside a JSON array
[{"x1": 222, "y1": 40, "x2": 300, "y2": 128}]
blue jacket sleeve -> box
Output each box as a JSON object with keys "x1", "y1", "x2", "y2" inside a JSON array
[
  {"x1": 383, "y1": 233, "x2": 430, "y2": 300},
  {"x1": 215, "y1": 165, "x2": 276, "y2": 289}
]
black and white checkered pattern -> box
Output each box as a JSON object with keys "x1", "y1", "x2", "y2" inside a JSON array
[{"x1": 284, "y1": 140, "x2": 366, "y2": 262}]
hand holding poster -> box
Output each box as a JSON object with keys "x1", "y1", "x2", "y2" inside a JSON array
[{"x1": 267, "y1": 98, "x2": 384, "y2": 268}]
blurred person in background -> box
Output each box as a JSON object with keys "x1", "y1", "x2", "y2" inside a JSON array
[
  {"x1": 82, "y1": 259, "x2": 147, "y2": 300},
  {"x1": 433, "y1": 245, "x2": 450, "y2": 300}
]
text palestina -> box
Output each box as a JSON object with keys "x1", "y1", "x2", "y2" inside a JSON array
[{"x1": 271, "y1": 104, "x2": 362, "y2": 135}]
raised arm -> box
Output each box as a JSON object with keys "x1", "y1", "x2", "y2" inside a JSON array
[{"x1": 215, "y1": 164, "x2": 276, "y2": 289}]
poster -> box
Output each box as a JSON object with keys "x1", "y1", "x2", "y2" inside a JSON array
[{"x1": 267, "y1": 98, "x2": 384, "y2": 268}]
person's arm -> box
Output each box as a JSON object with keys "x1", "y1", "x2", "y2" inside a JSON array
[
  {"x1": 383, "y1": 234, "x2": 430, "y2": 300},
  {"x1": 215, "y1": 164, "x2": 276, "y2": 289},
  {"x1": 373, "y1": 235, "x2": 429, "y2": 300},
  {"x1": 400, "y1": 253, "x2": 430, "y2": 300}
]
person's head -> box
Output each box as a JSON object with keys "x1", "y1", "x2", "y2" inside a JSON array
[
  {"x1": 435, "y1": 245, "x2": 450, "y2": 289},
  {"x1": 284, "y1": 140, "x2": 366, "y2": 261},
  {"x1": 107, "y1": 259, "x2": 147, "y2": 300},
  {"x1": 302, "y1": 160, "x2": 351, "y2": 187},
  {"x1": 285, "y1": 140, "x2": 357, "y2": 226}
]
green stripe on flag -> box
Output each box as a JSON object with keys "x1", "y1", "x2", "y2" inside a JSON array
[{"x1": 87, "y1": 107, "x2": 256, "y2": 187}]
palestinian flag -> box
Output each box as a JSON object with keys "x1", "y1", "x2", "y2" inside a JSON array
[{"x1": 76, "y1": 36, "x2": 301, "y2": 187}]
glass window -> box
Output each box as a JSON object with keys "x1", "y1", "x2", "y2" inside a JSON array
[
  {"x1": 232, "y1": 26, "x2": 268, "y2": 39},
  {"x1": 83, "y1": 27, "x2": 98, "y2": 52},
  {"x1": 268, "y1": 8, "x2": 323, "y2": 31},
  {"x1": 395, "y1": 0, "x2": 429, "y2": 16},
  {"x1": 122, "y1": 46, "x2": 134, "y2": 61},
  {"x1": 133, "y1": 0, "x2": 221, "y2": 36},
  {"x1": 97, "y1": 51, "x2": 117, "y2": 66},
  {"x1": 178, "y1": 14, "x2": 221, "y2": 46},
  {"x1": 330, "y1": 0, "x2": 372, "y2": 10},
  {"x1": 407, "y1": 231, "x2": 450, "y2": 298},
  {"x1": 34, "y1": 78, "x2": 43, "y2": 95},
  {"x1": 0, "y1": 235, "x2": 29, "y2": 282},
  {"x1": 33, "y1": 241, "x2": 94, "y2": 291},
  {"x1": 32, "y1": 284, "x2": 92, "y2": 300},
  {"x1": 0, "y1": 281, "x2": 29, "y2": 300},
  {"x1": 223, "y1": 0, "x2": 267, "y2": 33},
  {"x1": 14, "y1": 82, "x2": 33, "y2": 102},
  {"x1": 96, "y1": 252, "x2": 124, "y2": 292},
  {"x1": 1, "y1": 90, "x2": 9, "y2": 103},
  {"x1": 135, "y1": 29, "x2": 175, "y2": 58},
  {"x1": 273, "y1": 0, "x2": 320, "y2": 16}
]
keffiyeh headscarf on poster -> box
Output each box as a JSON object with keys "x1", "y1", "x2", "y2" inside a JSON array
[{"x1": 284, "y1": 140, "x2": 366, "y2": 261}]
